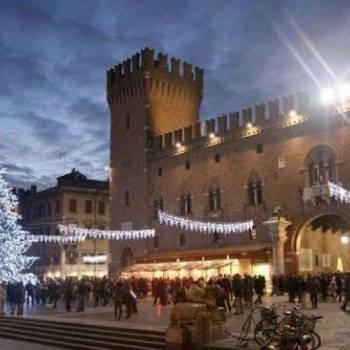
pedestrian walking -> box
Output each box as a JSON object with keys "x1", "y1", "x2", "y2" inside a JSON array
[
  {"x1": 113, "y1": 280, "x2": 125, "y2": 320},
  {"x1": 233, "y1": 274, "x2": 244, "y2": 314},
  {"x1": 0, "y1": 283, "x2": 6, "y2": 315},
  {"x1": 341, "y1": 273, "x2": 350, "y2": 312},
  {"x1": 308, "y1": 276, "x2": 320, "y2": 309}
]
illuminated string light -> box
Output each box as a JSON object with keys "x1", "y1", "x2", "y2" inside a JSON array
[
  {"x1": 29, "y1": 226, "x2": 155, "y2": 244},
  {"x1": 158, "y1": 210, "x2": 253, "y2": 234},
  {"x1": 83, "y1": 255, "x2": 108, "y2": 264},
  {"x1": 328, "y1": 182, "x2": 350, "y2": 203},
  {"x1": 28, "y1": 234, "x2": 84, "y2": 244},
  {"x1": 58, "y1": 225, "x2": 155, "y2": 240}
]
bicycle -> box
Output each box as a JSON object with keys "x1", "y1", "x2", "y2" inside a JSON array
[
  {"x1": 254, "y1": 304, "x2": 284, "y2": 345},
  {"x1": 261, "y1": 309, "x2": 322, "y2": 350},
  {"x1": 262, "y1": 324, "x2": 315, "y2": 350}
]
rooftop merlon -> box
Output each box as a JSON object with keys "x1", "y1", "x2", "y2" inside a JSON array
[{"x1": 107, "y1": 47, "x2": 204, "y2": 88}]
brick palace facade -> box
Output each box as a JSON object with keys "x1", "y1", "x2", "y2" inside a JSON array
[{"x1": 107, "y1": 48, "x2": 350, "y2": 279}]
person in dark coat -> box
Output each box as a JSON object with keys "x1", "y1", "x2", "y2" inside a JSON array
[
  {"x1": 6, "y1": 283, "x2": 15, "y2": 314},
  {"x1": 341, "y1": 273, "x2": 350, "y2": 312},
  {"x1": 76, "y1": 279, "x2": 88, "y2": 312},
  {"x1": 13, "y1": 282, "x2": 25, "y2": 315},
  {"x1": 308, "y1": 276, "x2": 320, "y2": 309},
  {"x1": 233, "y1": 274, "x2": 244, "y2": 314},
  {"x1": 336, "y1": 274, "x2": 343, "y2": 302},
  {"x1": 25, "y1": 281, "x2": 35, "y2": 306},
  {"x1": 124, "y1": 283, "x2": 137, "y2": 319},
  {"x1": 254, "y1": 276, "x2": 265, "y2": 305},
  {"x1": 113, "y1": 280, "x2": 125, "y2": 320},
  {"x1": 217, "y1": 276, "x2": 232, "y2": 312},
  {"x1": 64, "y1": 279, "x2": 74, "y2": 312},
  {"x1": 242, "y1": 275, "x2": 254, "y2": 308}
]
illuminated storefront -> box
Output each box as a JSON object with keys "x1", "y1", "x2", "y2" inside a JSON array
[{"x1": 121, "y1": 243, "x2": 272, "y2": 283}]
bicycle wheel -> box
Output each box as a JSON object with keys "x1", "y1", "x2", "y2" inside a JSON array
[
  {"x1": 310, "y1": 331, "x2": 321, "y2": 350},
  {"x1": 261, "y1": 328, "x2": 278, "y2": 346},
  {"x1": 240, "y1": 317, "x2": 253, "y2": 344},
  {"x1": 254, "y1": 319, "x2": 274, "y2": 345},
  {"x1": 297, "y1": 334, "x2": 315, "y2": 350}
]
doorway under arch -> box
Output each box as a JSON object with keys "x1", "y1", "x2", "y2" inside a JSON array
[{"x1": 296, "y1": 214, "x2": 350, "y2": 273}]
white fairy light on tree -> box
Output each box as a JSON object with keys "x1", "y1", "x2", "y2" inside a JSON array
[{"x1": 0, "y1": 169, "x2": 37, "y2": 282}]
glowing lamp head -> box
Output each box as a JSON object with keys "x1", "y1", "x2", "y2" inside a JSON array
[
  {"x1": 209, "y1": 132, "x2": 216, "y2": 139},
  {"x1": 246, "y1": 122, "x2": 252, "y2": 128},
  {"x1": 175, "y1": 142, "x2": 182, "y2": 149},
  {"x1": 104, "y1": 166, "x2": 109, "y2": 171},
  {"x1": 341, "y1": 235, "x2": 349, "y2": 244},
  {"x1": 289, "y1": 110, "x2": 297, "y2": 118},
  {"x1": 337, "y1": 83, "x2": 350, "y2": 101},
  {"x1": 321, "y1": 88, "x2": 335, "y2": 105}
]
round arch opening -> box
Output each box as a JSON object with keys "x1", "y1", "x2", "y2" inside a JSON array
[{"x1": 296, "y1": 214, "x2": 350, "y2": 273}]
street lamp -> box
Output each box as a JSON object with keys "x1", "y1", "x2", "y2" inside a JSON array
[
  {"x1": 289, "y1": 110, "x2": 297, "y2": 118},
  {"x1": 321, "y1": 88, "x2": 335, "y2": 105},
  {"x1": 341, "y1": 235, "x2": 349, "y2": 244},
  {"x1": 320, "y1": 83, "x2": 350, "y2": 105}
]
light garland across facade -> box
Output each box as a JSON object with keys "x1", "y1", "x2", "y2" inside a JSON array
[
  {"x1": 28, "y1": 235, "x2": 84, "y2": 244},
  {"x1": 28, "y1": 226, "x2": 156, "y2": 244},
  {"x1": 83, "y1": 255, "x2": 108, "y2": 264},
  {"x1": 58, "y1": 225, "x2": 155, "y2": 240},
  {"x1": 158, "y1": 210, "x2": 254, "y2": 234},
  {"x1": 328, "y1": 182, "x2": 350, "y2": 203}
]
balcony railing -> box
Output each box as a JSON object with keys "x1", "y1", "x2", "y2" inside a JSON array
[{"x1": 302, "y1": 184, "x2": 330, "y2": 204}]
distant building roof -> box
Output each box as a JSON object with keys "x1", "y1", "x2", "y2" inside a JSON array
[
  {"x1": 56, "y1": 168, "x2": 108, "y2": 190},
  {"x1": 17, "y1": 168, "x2": 108, "y2": 199}
]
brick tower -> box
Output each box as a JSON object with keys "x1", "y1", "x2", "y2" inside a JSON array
[{"x1": 107, "y1": 47, "x2": 203, "y2": 231}]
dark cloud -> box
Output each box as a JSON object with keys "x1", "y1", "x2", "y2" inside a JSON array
[{"x1": 1, "y1": 0, "x2": 350, "y2": 188}]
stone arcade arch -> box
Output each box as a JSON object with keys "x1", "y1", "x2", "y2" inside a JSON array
[{"x1": 294, "y1": 213, "x2": 350, "y2": 273}]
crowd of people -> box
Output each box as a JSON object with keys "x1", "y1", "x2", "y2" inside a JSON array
[{"x1": 0, "y1": 272, "x2": 349, "y2": 319}]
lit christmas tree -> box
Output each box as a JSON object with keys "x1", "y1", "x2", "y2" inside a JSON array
[{"x1": 0, "y1": 169, "x2": 37, "y2": 282}]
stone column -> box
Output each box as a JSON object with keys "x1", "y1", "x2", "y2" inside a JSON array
[
  {"x1": 60, "y1": 245, "x2": 66, "y2": 279},
  {"x1": 263, "y1": 217, "x2": 291, "y2": 276}
]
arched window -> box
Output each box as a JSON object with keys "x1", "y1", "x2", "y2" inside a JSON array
[
  {"x1": 180, "y1": 194, "x2": 192, "y2": 216},
  {"x1": 248, "y1": 175, "x2": 263, "y2": 206},
  {"x1": 305, "y1": 146, "x2": 337, "y2": 186},
  {"x1": 153, "y1": 197, "x2": 164, "y2": 219},
  {"x1": 179, "y1": 232, "x2": 186, "y2": 247},
  {"x1": 209, "y1": 189, "x2": 221, "y2": 211}
]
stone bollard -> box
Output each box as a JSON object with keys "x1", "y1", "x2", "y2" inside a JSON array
[
  {"x1": 166, "y1": 326, "x2": 192, "y2": 350},
  {"x1": 195, "y1": 311, "x2": 211, "y2": 350}
]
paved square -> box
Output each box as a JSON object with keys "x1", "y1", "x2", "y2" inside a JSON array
[{"x1": 1, "y1": 296, "x2": 349, "y2": 349}]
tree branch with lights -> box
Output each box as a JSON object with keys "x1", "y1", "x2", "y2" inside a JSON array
[{"x1": 0, "y1": 170, "x2": 37, "y2": 282}]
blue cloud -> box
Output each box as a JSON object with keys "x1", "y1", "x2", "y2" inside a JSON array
[{"x1": 1, "y1": 0, "x2": 350, "y2": 188}]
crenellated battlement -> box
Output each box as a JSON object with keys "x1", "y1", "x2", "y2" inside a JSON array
[
  {"x1": 148, "y1": 91, "x2": 318, "y2": 155},
  {"x1": 107, "y1": 47, "x2": 204, "y2": 92},
  {"x1": 107, "y1": 47, "x2": 204, "y2": 136}
]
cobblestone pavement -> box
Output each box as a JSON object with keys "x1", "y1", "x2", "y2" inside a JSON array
[
  {"x1": 1, "y1": 296, "x2": 349, "y2": 349},
  {"x1": 211, "y1": 296, "x2": 350, "y2": 349}
]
